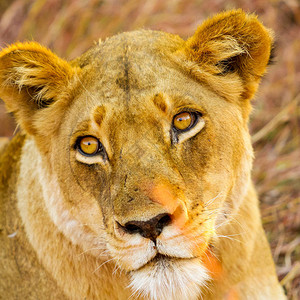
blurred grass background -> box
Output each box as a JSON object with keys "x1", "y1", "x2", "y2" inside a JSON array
[{"x1": 0, "y1": 0, "x2": 299, "y2": 298}]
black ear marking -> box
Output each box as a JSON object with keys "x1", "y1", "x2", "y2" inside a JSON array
[
  {"x1": 216, "y1": 41, "x2": 275, "y2": 76},
  {"x1": 215, "y1": 55, "x2": 239, "y2": 75},
  {"x1": 25, "y1": 86, "x2": 54, "y2": 109},
  {"x1": 267, "y1": 42, "x2": 276, "y2": 66}
]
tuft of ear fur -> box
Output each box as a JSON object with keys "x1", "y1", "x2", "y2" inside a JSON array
[
  {"x1": 180, "y1": 9, "x2": 274, "y2": 101},
  {"x1": 0, "y1": 42, "x2": 79, "y2": 135}
]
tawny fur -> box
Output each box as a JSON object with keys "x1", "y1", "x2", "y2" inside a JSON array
[{"x1": 0, "y1": 10, "x2": 286, "y2": 300}]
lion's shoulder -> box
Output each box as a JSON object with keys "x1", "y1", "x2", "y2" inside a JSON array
[
  {"x1": 0, "y1": 133, "x2": 25, "y2": 188},
  {"x1": 0, "y1": 133, "x2": 26, "y2": 229}
]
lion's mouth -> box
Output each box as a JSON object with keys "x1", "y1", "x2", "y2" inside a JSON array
[
  {"x1": 150, "y1": 253, "x2": 173, "y2": 262},
  {"x1": 133, "y1": 252, "x2": 196, "y2": 272},
  {"x1": 150, "y1": 253, "x2": 189, "y2": 264}
]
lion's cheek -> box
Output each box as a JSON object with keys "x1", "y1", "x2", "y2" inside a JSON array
[{"x1": 70, "y1": 200, "x2": 104, "y2": 235}]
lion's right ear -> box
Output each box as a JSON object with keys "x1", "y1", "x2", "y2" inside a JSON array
[{"x1": 0, "y1": 42, "x2": 79, "y2": 135}]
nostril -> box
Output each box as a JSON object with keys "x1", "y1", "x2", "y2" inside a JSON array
[
  {"x1": 119, "y1": 213, "x2": 172, "y2": 242},
  {"x1": 116, "y1": 221, "x2": 143, "y2": 235},
  {"x1": 124, "y1": 223, "x2": 143, "y2": 235},
  {"x1": 156, "y1": 214, "x2": 171, "y2": 233}
]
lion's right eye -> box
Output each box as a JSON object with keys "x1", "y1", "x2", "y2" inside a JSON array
[{"x1": 77, "y1": 136, "x2": 102, "y2": 156}]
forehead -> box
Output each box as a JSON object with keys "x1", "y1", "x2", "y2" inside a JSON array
[
  {"x1": 77, "y1": 31, "x2": 184, "y2": 102},
  {"x1": 76, "y1": 34, "x2": 188, "y2": 108},
  {"x1": 69, "y1": 30, "x2": 238, "y2": 126}
]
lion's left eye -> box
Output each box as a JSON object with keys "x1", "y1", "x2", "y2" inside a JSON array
[
  {"x1": 173, "y1": 111, "x2": 197, "y2": 132},
  {"x1": 171, "y1": 110, "x2": 204, "y2": 144},
  {"x1": 77, "y1": 136, "x2": 102, "y2": 156}
]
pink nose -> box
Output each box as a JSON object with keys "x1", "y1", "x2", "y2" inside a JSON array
[
  {"x1": 147, "y1": 182, "x2": 188, "y2": 229},
  {"x1": 116, "y1": 182, "x2": 188, "y2": 242}
]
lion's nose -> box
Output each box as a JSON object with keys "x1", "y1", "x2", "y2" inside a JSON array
[{"x1": 119, "y1": 213, "x2": 171, "y2": 242}]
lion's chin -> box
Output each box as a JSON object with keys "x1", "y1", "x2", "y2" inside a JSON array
[{"x1": 129, "y1": 255, "x2": 210, "y2": 300}]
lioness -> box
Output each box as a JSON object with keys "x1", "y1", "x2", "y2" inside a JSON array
[{"x1": 0, "y1": 9, "x2": 286, "y2": 300}]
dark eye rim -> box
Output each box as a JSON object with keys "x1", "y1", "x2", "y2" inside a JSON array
[
  {"x1": 76, "y1": 136, "x2": 103, "y2": 157},
  {"x1": 172, "y1": 110, "x2": 201, "y2": 133}
]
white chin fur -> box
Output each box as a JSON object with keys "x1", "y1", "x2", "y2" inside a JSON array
[{"x1": 129, "y1": 257, "x2": 210, "y2": 300}]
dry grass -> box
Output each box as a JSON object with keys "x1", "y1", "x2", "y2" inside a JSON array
[{"x1": 0, "y1": 0, "x2": 299, "y2": 298}]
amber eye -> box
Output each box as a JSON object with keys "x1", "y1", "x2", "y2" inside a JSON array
[
  {"x1": 77, "y1": 136, "x2": 101, "y2": 156},
  {"x1": 173, "y1": 112, "x2": 196, "y2": 132}
]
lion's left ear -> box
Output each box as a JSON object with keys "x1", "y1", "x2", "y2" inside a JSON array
[
  {"x1": 180, "y1": 9, "x2": 274, "y2": 101},
  {"x1": 0, "y1": 42, "x2": 79, "y2": 135}
]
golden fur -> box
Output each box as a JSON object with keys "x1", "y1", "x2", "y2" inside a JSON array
[{"x1": 0, "y1": 10, "x2": 286, "y2": 300}]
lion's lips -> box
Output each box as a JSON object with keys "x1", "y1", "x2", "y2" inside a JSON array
[{"x1": 134, "y1": 253, "x2": 193, "y2": 271}]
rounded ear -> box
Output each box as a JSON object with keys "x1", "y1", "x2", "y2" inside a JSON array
[
  {"x1": 0, "y1": 42, "x2": 79, "y2": 135},
  {"x1": 178, "y1": 9, "x2": 274, "y2": 101}
]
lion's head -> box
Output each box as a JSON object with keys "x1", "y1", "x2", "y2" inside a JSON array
[{"x1": 0, "y1": 10, "x2": 273, "y2": 300}]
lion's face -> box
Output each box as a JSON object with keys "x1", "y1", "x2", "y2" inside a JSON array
[
  {"x1": 0, "y1": 10, "x2": 272, "y2": 300},
  {"x1": 44, "y1": 31, "x2": 253, "y2": 299}
]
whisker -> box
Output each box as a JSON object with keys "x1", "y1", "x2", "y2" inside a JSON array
[
  {"x1": 203, "y1": 209, "x2": 221, "y2": 218},
  {"x1": 203, "y1": 192, "x2": 224, "y2": 208},
  {"x1": 213, "y1": 234, "x2": 242, "y2": 243},
  {"x1": 92, "y1": 257, "x2": 115, "y2": 274},
  {"x1": 205, "y1": 247, "x2": 220, "y2": 262},
  {"x1": 78, "y1": 246, "x2": 107, "y2": 257},
  {"x1": 96, "y1": 249, "x2": 110, "y2": 259},
  {"x1": 112, "y1": 262, "x2": 124, "y2": 277},
  {"x1": 215, "y1": 211, "x2": 247, "y2": 234}
]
